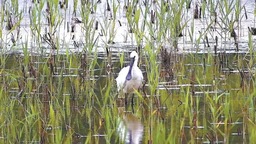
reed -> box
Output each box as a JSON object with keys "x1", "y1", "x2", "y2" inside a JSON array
[{"x1": 0, "y1": 0, "x2": 256, "y2": 143}]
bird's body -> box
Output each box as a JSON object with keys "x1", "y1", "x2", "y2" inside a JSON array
[{"x1": 116, "y1": 51, "x2": 143, "y2": 93}]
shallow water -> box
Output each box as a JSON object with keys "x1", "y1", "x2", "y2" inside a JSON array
[
  {"x1": 0, "y1": 51, "x2": 255, "y2": 143},
  {"x1": 1, "y1": 0, "x2": 256, "y2": 54},
  {"x1": 1, "y1": 0, "x2": 256, "y2": 143}
]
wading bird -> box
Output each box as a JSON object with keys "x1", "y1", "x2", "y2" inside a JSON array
[{"x1": 116, "y1": 51, "x2": 143, "y2": 102}]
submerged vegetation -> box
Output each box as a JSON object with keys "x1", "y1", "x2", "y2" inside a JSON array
[{"x1": 1, "y1": 0, "x2": 256, "y2": 143}]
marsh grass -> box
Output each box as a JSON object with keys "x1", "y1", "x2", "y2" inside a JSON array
[
  {"x1": 1, "y1": 0, "x2": 256, "y2": 143},
  {"x1": 1, "y1": 52, "x2": 256, "y2": 143}
]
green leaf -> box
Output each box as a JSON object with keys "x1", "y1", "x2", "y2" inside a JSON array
[{"x1": 134, "y1": 9, "x2": 140, "y2": 26}]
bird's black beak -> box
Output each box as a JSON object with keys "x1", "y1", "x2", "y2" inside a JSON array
[{"x1": 126, "y1": 56, "x2": 135, "y2": 80}]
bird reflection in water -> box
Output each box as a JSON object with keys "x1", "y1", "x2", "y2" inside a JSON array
[{"x1": 117, "y1": 107, "x2": 144, "y2": 144}]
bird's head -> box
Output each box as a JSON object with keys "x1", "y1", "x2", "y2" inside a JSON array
[{"x1": 130, "y1": 51, "x2": 138, "y2": 59}]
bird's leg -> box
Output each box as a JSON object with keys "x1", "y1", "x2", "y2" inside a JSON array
[
  {"x1": 125, "y1": 93, "x2": 130, "y2": 111},
  {"x1": 131, "y1": 102, "x2": 135, "y2": 113},
  {"x1": 131, "y1": 93, "x2": 135, "y2": 106},
  {"x1": 131, "y1": 93, "x2": 135, "y2": 113},
  {"x1": 125, "y1": 93, "x2": 128, "y2": 105}
]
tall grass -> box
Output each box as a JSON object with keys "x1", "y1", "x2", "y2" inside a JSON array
[{"x1": 0, "y1": 0, "x2": 256, "y2": 143}]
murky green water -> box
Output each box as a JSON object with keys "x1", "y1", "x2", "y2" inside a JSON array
[
  {"x1": 0, "y1": 51, "x2": 255, "y2": 143},
  {"x1": 1, "y1": 0, "x2": 256, "y2": 143}
]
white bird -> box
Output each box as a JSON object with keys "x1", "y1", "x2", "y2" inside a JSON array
[{"x1": 116, "y1": 51, "x2": 143, "y2": 94}]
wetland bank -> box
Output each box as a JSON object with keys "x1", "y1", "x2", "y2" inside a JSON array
[{"x1": 1, "y1": 0, "x2": 256, "y2": 143}]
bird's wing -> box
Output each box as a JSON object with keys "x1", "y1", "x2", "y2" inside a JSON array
[
  {"x1": 135, "y1": 67, "x2": 143, "y2": 81},
  {"x1": 116, "y1": 66, "x2": 129, "y2": 91}
]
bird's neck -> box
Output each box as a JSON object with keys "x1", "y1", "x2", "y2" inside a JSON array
[{"x1": 133, "y1": 58, "x2": 138, "y2": 67}]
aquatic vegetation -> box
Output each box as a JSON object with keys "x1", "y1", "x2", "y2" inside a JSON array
[{"x1": 0, "y1": 0, "x2": 256, "y2": 143}]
